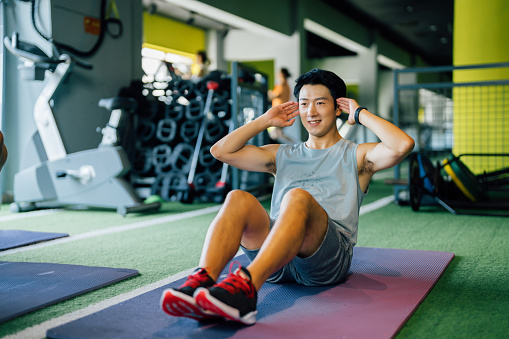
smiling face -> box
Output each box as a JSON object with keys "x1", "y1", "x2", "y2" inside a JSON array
[{"x1": 298, "y1": 84, "x2": 341, "y2": 139}]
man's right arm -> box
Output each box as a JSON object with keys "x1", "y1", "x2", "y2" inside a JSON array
[{"x1": 210, "y1": 102, "x2": 299, "y2": 174}]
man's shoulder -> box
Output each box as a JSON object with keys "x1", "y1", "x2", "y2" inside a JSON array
[
  {"x1": 262, "y1": 143, "x2": 283, "y2": 154},
  {"x1": 272, "y1": 143, "x2": 305, "y2": 164},
  {"x1": 356, "y1": 142, "x2": 377, "y2": 156},
  {"x1": 278, "y1": 142, "x2": 304, "y2": 154}
]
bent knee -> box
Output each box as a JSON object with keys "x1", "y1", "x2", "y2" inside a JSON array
[
  {"x1": 224, "y1": 190, "x2": 259, "y2": 208},
  {"x1": 281, "y1": 188, "x2": 325, "y2": 221},
  {"x1": 225, "y1": 189, "x2": 255, "y2": 201},
  {"x1": 283, "y1": 188, "x2": 314, "y2": 204}
]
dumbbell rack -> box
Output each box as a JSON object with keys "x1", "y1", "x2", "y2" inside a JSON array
[{"x1": 129, "y1": 62, "x2": 270, "y2": 203}]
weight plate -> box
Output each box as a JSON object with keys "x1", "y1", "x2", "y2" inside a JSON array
[
  {"x1": 185, "y1": 98, "x2": 204, "y2": 121},
  {"x1": 152, "y1": 144, "x2": 172, "y2": 168},
  {"x1": 204, "y1": 116, "x2": 226, "y2": 143},
  {"x1": 445, "y1": 156, "x2": 485, "y2": 202},
  {"x1": 165, "y1": 104, "x2": 184, "y2": 121},
  {"x1": 156, "y1": 118, "x2": 177, "y2": 143},
  {"x1": 170, "y1": 143, "x2": 194, "y2": 172},
  {"x1": 198, "y1": 145, "x2": 219, "y2": 168},
  {"x1": 180, "y1": 120, "x2": 200, "y2": 143}
]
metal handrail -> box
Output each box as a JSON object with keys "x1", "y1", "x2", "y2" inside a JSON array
[{"x1": 394, "y1": 62, "x2": 509, "y2": 74}]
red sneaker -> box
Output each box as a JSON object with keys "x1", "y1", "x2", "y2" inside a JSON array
[
  {"x1": 160, "y1": 267, "x2": 219, "y2": 321},
  {"x1": 195, "y1": 264, "x2": 257, "y2": 325}
]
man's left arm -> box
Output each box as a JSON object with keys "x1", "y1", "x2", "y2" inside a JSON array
[{"x1": 337, "y1": 98, "x2": 415, "y2": 173}]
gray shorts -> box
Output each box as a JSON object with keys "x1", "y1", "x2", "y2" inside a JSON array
[{"x1": 241, "y1": 216, "x2": 352, "y2": 286}]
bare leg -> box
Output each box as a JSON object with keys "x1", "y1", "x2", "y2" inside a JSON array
[
  {"x1": 247, "y1": 188, "x2": 328, "y2": 290},
  {"x1": 199, "y1": 190, "x2": 271, "y2": 282}
]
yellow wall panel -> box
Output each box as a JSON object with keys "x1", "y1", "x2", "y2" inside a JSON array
[
  {"x1": 453, "y1": 0, "x2": 509, "y2": 173},
  {"x1": 143, "y1": 12, "x2": 205, "y2": 55}
]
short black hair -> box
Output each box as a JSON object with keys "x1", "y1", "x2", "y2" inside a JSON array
[
  {"x1": 196, "y1": 50, "x2": 208, "y2": 63},
  {"x1": 294, "y1": 69, "x2": 346, "y2": 109}
]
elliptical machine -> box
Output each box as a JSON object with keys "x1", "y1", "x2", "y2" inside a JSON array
[{"x1": 4, "y1": 33, "x2": 160, "y2": 216}]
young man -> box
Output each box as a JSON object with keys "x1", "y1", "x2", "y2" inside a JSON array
[{"x1": 161, "y1": 69, "x2": 414, "y2": 325}]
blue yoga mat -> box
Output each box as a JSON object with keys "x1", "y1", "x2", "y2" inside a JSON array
[
  {"x1": 0, "y1": 262, "x2": 139, "y2": 323},
  {"x1": 46, "y1": 247, "x2": 454, "y2": 339},
  {"x1": 0, "y1": 229, "x2": 68, "y2": 251}
]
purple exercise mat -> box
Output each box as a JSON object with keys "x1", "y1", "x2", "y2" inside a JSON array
[
  {"x1": 0, "y1": 229, "x2": 68, "y2": 251},
  {"x1": 46, "y1": 247, "x2": 454, "y2": 339},
  {"x1": 0, "y1": 262, "x2": 139, "y2": 324}
]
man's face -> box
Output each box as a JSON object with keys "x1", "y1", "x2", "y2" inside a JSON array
[{"x1": 298, "y1": 84, "x2": 340, "y2": 136}]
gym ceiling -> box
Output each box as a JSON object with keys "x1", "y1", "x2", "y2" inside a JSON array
[
  {"x1": 152, "y1": 0, "x2": 454, "y2": 66},
  {"x1": 321, "y1": 0, "x2": 454, "y2": 65}
]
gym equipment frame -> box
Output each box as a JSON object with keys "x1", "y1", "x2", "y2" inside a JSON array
[
  {"x1": 4, "y1": 33, "x2": 160, "y2": 216},
  {"x1": 409, "y1": 152, "x2": 509, "y2": 216},
  {"x1": 391, "y1": 62, "x2": 509, "y2": 215},
  {"x1": 229, "y1": 62, "x2": 271, "y2": 196}
]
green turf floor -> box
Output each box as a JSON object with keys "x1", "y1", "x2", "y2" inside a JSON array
[
  {"x1": 358, "y1": 203, "x2": 508, "y2": 338},
  {"x1": 0, "y1": 177, "x2": 507, "y2": 338}
]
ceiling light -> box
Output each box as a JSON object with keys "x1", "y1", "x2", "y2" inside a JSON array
[
  {"x1": 164, "y1": 0, "x2": 288, "y2": 39},
  {"x1": 377, "y1": 55, "x2": 406, "y2": 69}
]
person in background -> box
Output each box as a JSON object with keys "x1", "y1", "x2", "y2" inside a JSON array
[
  {"x1": 268, "y1": 68, "x2": 296, "y2": 144},
  {"x1": 192, "y1": 50, "x2": 210, "y2": 79},
  {"x1": 269, "y1": 68, "x2": 291, "y2": 106}
]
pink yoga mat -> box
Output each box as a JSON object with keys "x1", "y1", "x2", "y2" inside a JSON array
[
  {"x1": 234, "y1": 247, "x2": 455, "y2": 338},
  {"x1": 47, "y1": 247, "x2": 454, "y2": 339}
]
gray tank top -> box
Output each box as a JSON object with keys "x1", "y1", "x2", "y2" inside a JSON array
[{"x1": 270, "y1": 139, "x2": 366, "y2": 246}]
